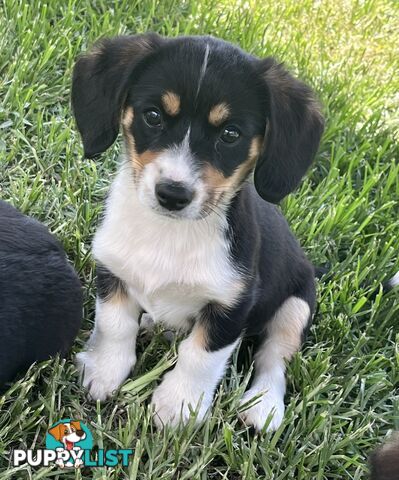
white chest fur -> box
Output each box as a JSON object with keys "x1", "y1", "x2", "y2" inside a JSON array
[{"x1": 92, "y1": 163, "x2": 243, "y2": 329}]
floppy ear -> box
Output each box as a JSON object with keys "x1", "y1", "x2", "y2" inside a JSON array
[
  {"x1": 48, "y1": 423, "x2": 64, "y2": 442},
  {"x1": 254, "y1": 58, "x2": 324, "y2": 203},
  {"x1": 72, "y1": 33, "x2": 164, "y2": 158}
]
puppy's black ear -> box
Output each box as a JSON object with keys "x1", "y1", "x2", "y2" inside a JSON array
[
  {"x1": 72, "y1": 34, "x2": 164, "y2": 158},
  {"x1": 254, "y1": 58, "x2": 324, "y2": 203}
]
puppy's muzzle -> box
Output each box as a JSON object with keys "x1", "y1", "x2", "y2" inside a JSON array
[{"x1": 155, "y1": 181, "x2": 194, "y2": 211}]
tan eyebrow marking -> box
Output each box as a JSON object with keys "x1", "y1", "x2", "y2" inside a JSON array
[
  {"x1": 208, "y1": 102, "x2": 230, "y2": 127},
  {"x1": 161, "y1": 91, "x2": 181, "y2": 116}
]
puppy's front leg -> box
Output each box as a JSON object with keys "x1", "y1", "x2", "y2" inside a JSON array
[
  {"x1": 151, "y1": 303, "x2": 247, "y2": 428},
  {"x1": 76, "y1": 265, "x2": 139, "y2": 400}
]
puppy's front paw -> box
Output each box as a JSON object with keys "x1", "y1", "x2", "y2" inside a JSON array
[
  {"x1": 74, "y1": 458, "x2": 84, "y2": 469},
  {"x1": 238, "y1": 387, "x2": 285, "y2": 432},
  {"x1": 55, "y1": 447, "x2": 66, "y2": 468},
  {"x1": 151, "y1": 370, "x2": 211, "y2": 428},
  {"x1": 76, "y1": 350, "x2": 135, "y2": 401}
]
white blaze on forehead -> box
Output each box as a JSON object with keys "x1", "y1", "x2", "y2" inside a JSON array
[
  {"x1": 156, "y1": 127, "x2": 195, "y2": 184},
  {"x1": 134, "y1": 127, "x2": 208, "y2": 219},
  {"x1": 196, "y1": 43, "x2": 210, "y2": 98}
]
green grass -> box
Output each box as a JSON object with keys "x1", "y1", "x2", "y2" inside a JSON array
[{"x1": 1, "y1": 0, "x2": 398, "y2": 478}]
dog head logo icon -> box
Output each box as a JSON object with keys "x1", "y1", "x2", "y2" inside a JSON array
[{"x1": 46, "y1": 419, "x2": 93, "y2": 468}]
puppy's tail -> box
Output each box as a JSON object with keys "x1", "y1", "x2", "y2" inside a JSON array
[
  {"x1": 369, "y1": 270, "x2": 399, "y2": 301},
  {"x1": 314, "y1": 265, "x2": 399, "y2": 294},
  {"x1": 369, "y1": 432, "x2": 399, "y2": 480},
  {"x1": 382, "y1": 271, "x2": 399, "y2": 294}
]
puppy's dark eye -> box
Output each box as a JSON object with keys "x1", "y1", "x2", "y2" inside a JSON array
[
  {"x1": 220, "y1": 126, "x2": 241, "y2": 144},
  {"x1": 143, "y1": 109, "x2": 162, "y2": 128}
]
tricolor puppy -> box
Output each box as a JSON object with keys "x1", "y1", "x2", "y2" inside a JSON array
[{"x1": 72, "y1": 34, "x2": 324, "y2": 431}]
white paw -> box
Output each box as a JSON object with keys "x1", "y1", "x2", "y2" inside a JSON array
[
  {"x1": 238, "y1": 387, "x2": 285, "y2": 432},
  {"x1": 76, "y1": 349, "x2": 135, "y2": 401},
  {"x1": 55, "y1": 458, "x2": 65, "y2": 469},
  {"x1": 151, "y1": 370, "x2": 211, "y2": 428}
]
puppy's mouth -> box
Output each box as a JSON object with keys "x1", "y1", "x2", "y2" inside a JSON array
[
  {"x1": 152, "y1": 205, "x2": 187, "y2": 219},
  {"x1": 150, "y1": 203, "x2": 203, "y2": 221},
  {"x1": 150, "y1": 198, "x2": 225, "y2": 221},
  {"x1": 65, "y1": 440, "x2": 74, "y2": 450}
]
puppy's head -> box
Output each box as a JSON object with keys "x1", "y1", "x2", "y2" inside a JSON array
[
  {"x1": 72, "y1": 34, "x2": 323, "y2": 218},
  {"x1": 48, "y1": 420, "x2": 86, "y2": 443}
]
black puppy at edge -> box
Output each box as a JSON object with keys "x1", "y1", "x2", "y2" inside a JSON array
[
  {"x1": 72, "y1": 34, "x2": 324, "y2": 431},
  {"x1": 0, "y1": 201, "x2": 82, "y2": 387}
]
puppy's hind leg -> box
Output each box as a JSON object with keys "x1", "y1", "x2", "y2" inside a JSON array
[
  {"x1": 239, "y1": 295, "x2": 313, "y2": 432},
  {"x1": 76, "y1": 264, "x2": 140, "y2": 400}
]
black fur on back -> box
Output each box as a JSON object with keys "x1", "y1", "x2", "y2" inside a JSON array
[{"x1": 0, "y1": 200, "x2": 83, "y2": 387}]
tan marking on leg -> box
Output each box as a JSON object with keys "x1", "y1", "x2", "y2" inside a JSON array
[
  {"x1": 237, "y1": 296, "x2": 311, "y2": 432},
  {"x1": 107, "y1": 288, "x2": 128, "y2": 304},
  {"x1": 265, "y1": 297, "x2": 311, "y2": 362},
  {"x1": 161, "y1": 91, "x2": 180, "y2": 116},
  {"x1": 208, "y1": 102, "x2": 230, "y2": 127},
  {"x1": 192, "y1": 324, "x2": 207, "y2": 350}
]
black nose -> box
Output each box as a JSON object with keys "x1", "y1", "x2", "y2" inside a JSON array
[
  {"x1": 155, "y1": 181, "x2": 194, "y2": 211},
  {"x1": 76, "y1": 430, "x2": 85, "y2": 437}
]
